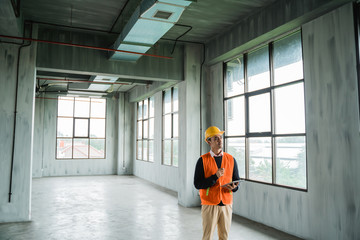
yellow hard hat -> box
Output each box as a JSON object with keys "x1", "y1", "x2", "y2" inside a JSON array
[{"x1": 204, "y1": 126, "x2": 225, "y2": 142}]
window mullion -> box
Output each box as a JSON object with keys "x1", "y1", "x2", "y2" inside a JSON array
[
  {"x1": 269, "y1": 42, "x2": 276, "y2": 184},
  {"x1": 72, "y1": 99, "x2": 75, "y2": 159},
  {"x1": 244, "y1": 53, "x2": 249, "y2": 179},
  {"x1": 142, "y1": 100, "x2": 145, "y2": 161}
]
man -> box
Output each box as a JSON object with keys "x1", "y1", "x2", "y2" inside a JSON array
[{"x1": 194, "y1": 126, "x2": 240, "y2": 240}]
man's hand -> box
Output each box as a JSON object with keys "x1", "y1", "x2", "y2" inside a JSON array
[
  {"x1": 216, "y1": 168, "x2": 224, "y2": 178},
  {"x1": 223, "y1": 182, "x2": 239, "y2": 191}
]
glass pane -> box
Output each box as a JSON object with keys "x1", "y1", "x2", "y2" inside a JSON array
[
  {"x1": 143, "y1": 99, "x2": 149, "y2": 119},
  {"x1": 73, "y1": 138, "x2": 89, "y2": 158},
  {"x1": 173, "y1": 113, "x2": 178, "y2": 138},
  {"x1": 249, "y1": 137, "x2": 272, "y2": 183},
  {"x1": 137, "y1": 140, "x2": 142, "y2": 160},
  {"x1": 164, "y1": 89, "x2": 172, "y2": 114},
  {"x1": 173, "y1": 140, "x2": 178, "y2": 167},
  {"x1": 164, "y1": 114, "x2": 172, "y2": 138},
  {"x1": 90, "y1": 98, "x2": 106, "y2": 118},
  {"x1": 274, "y1": 32, "x2": 303, "y2": 85},
  {"x1": 58, "y1": 97, "x2": 74, "y2": 117},
  {"x1": 275, "y1": 136, "x2": 306, "y2": 189},
  {"x1": 143, "y1": 140, "x2": 148, "y2": 161},
  {"x1": 173, "y1": 87, "x2": 179, "y2": 112},
  {"x1": 225, "y1": 96, "x2": 245, "y2": 136},
  {"x1": 149, "y1": 96, "x2": 155, "y2": 118},
  {"x1": 74, "y1": 119, "x2": 89, "y2": 137},
  {"x1": 137, "y1": 121, "x2": 142, "y2": 139},
  {"x1": 56, "y1": 138, "x2": 72, "y2": 158},
  {"x1": 249, "y1": 93, "x2": 271, "y2": 133},
  {"x1": 163, "y1": 140, "x2": 171, "y2": 165},
  {"x1": 143, "y1": 120, "x2": 149, "y2": 139},
  {"x1": 74, "y1": 98, "x2": 90, "y2": 118},
  {"x1": 247, "y1": 46, "x2": 270, "y2": 92},
  {"x1": 90, "y1": 119, "x2": 105, "y2": 138},
  {"x1": 90, "y1": 139, "x2": 105, "y2": 158},
  {"x1": 225, "y1": 138, "x2": 245, "y2": 178},
  {"x1": 149, "y1": 140, "x2": 154, "y2": 162},
  {"x1": 149, "y1": 118, "x2": 154, "y2": 139},
  {"x1": 274, "y1": 83, "x2": 305, "y2": 134},
  {"x1": 138, "y1": 101, "x2": 143, "y2": 120},
  {"x1": 225, "y1": 57, "x2": 244, "y2": 97},
  {"x1": 57, "y1": 117, "x2": 73, "y2": 137}
]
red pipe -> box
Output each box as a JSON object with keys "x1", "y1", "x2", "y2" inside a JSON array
[
  {"x1": 0, "y1": 34, "x2": 173, "y2": 59},
  {"x1": 37, "y1": 77, "x2": 130, "y2": 85},
  {"x1": 35, "y1": 97, "x2": 104, "y2": 102},
  {"x1": 35, "y1": 97, "x2": 59, "y2": 100}
]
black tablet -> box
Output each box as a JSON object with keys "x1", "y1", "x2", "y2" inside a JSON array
[{"x1": 220, "y1": 180, "x2": 241, "y2": 187}]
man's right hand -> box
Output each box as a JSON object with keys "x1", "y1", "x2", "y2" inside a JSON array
[{"x1": 216, "y1": 168, "x2": 224, "y2": 178}]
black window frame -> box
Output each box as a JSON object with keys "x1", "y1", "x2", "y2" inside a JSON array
[
  {"x1": 56, "y1": 96, "x2": 107, "y2": 160},
  {"x1": 223, "y1": 30, "x2": 308, "y2": 191},
  {"x1": 162, "y1": 86, "x2": 179, "y2": 167},
  {"x1": 136, "y1": 97, "x2": 155, "y2": 162}
]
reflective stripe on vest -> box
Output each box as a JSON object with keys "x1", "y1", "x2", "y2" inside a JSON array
[{"x1": 199, "y1": 152, "x2": 234, "y2": 205}]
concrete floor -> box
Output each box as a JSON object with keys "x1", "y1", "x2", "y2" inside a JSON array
[{"x1": 0, "y1": 176, "x2": 303, "y2": 240}]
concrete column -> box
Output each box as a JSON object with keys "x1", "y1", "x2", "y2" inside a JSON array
[
  {"x1": 0, "y1": 26, "x2": 37, "y2": 222},
  {"x1": 178, "y1": 44, "x2": 202, "y2": 207},
  {"x1": 117, "y1": 93, "x2": 134, "y2": 175}
]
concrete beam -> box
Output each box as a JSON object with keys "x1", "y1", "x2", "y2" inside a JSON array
[{"x1": 36, "y1": 26, "x2": 184, "y2": 82}]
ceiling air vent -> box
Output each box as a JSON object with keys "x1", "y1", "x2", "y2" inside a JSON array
[{"x1": 153, "y1": 10, "x2": 173, "y2": 20}]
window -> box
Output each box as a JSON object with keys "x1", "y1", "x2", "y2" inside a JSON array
[
  {"x1": 224, "y1": 31, "x2": 306, "y2": 189},
  {"x1": 136, "y1": 97, "x2": 154, "y2": 162},
  {"x1": 56, "y1": 97, "x2": 106, "y2": 159},
  {"x1": 162, "y1": 86, "x2": 179, "y2": 167}
]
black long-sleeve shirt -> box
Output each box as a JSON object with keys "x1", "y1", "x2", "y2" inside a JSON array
[{"x1": 194, "y1": 155, "x2": 240, "y2": 193}]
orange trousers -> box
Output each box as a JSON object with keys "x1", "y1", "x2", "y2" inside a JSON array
[{"x1": 201, "y1": 204, "x2": 232, "y2": 240}]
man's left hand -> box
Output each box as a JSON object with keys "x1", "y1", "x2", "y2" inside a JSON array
[{"x1": 223, "y1": 182, "x2": 239, "y2": 191}]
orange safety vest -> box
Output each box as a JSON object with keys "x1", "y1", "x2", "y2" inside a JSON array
[{"x1": 199, "y1": 152, "x2": 234, "y2": 205}]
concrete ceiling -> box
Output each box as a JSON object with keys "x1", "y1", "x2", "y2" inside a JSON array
[
  {"x1": 21, "y1": 0, "x2": 278, "y2": 42},
  {"x1": 19, "y1": 0, "x2": 278, "y2": 96}
]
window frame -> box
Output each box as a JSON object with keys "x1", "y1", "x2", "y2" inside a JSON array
[
  {"x1": 223, "y1": 30, "x2": 307, "y2": 191},
  {"x1": 355, "y1": 3, "x2": 360, "y2": 131},
  {"x1": 162, "y1": 86, "x2": 179, "y2": 167},
  {"x1": 136, "y1": 97, "x2": 155, "y2": 162},
  {"x1": 56, "y1": 97, "x2": 107, "y2": 160}
]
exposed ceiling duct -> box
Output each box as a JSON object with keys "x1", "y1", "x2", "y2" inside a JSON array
[
  {"x1": 87, "y1": 75, "x2": 119, "y2": 92},
  {"x1": 109, "y1": 0, "x2": 193, "y2": 61}
]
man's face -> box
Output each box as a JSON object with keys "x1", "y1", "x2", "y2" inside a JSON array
[{"x1": 207, "y1": 134, "x2": 223, "y2": 151}]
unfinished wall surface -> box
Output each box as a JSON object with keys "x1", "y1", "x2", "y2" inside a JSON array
[
  {"x1": 205, "y1": 3, "x2": 360, "y2": 240},
  {"x1": 0, "y1": 37, "x2": 37, "y2": 222},
  {"x1": 302, "y1": 4, "x2": 360, "y2": 239},
  {"x1": 32, "y1": 94, "x2": 118, "y2": 177}
]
